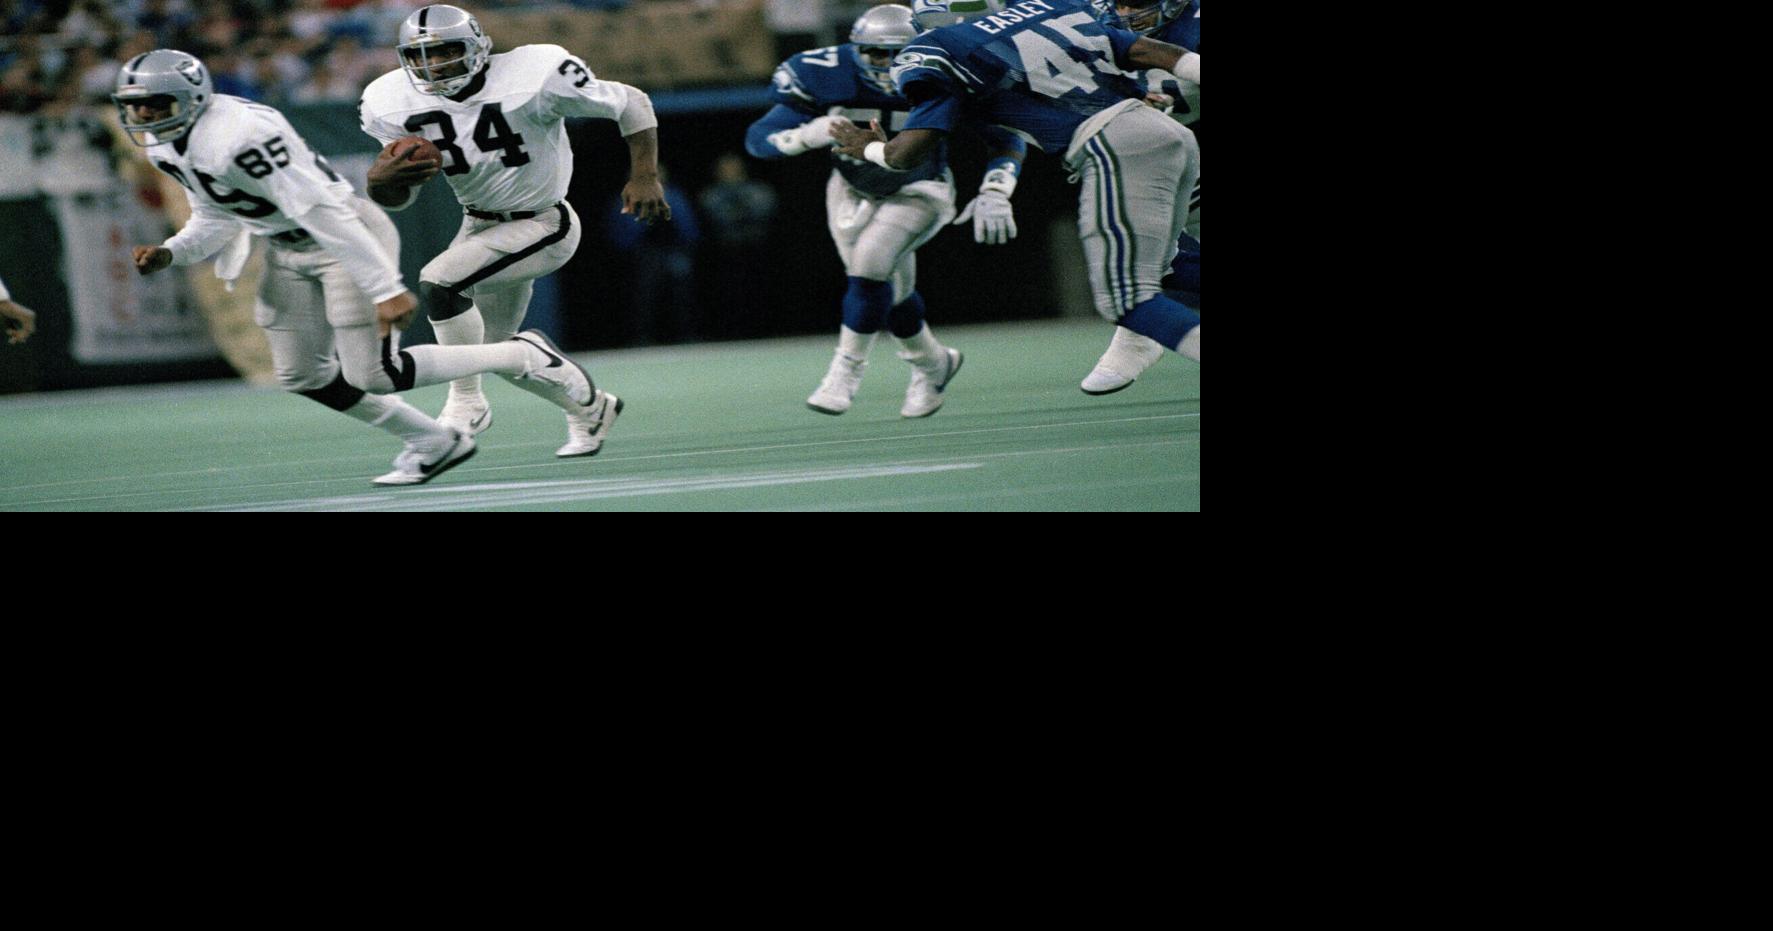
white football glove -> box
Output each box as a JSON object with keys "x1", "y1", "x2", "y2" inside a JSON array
[
  {"x1": 955, "y1": 190, "x2": 1017, "y2": 245},
  {"x1": 766, "y1": 116, "x2": 840, "y2": 157}
]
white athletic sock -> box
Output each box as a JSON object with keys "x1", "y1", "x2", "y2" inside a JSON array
[
  {"x1": 403, "y1": 342, "x2": 529, "y2": 387},
  {"x1": 431, "y1": 307, "x2": 486, "y2": 400},
  {"x1": 344, "y1": 393, "x2": 450, "y2": 445},
  {"x1": 894, "y1": 323, "x2": 944, "y2": 369},
  {"x1": 837, "y1": 325, "x2": 875, "y2": 362},
  {"x1": 1178, "y1": 325, "x2": 1200, "y2": 363}
]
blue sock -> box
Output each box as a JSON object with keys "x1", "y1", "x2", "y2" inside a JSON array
[
  {"x1": 841, "y1": 277, "x2": 893, "y2": 334},
  {"x1": 1120, "y1": 295, "x2": 1201, "y2": 350},
  {"x1": 888, "y1": 292, "x2": 927, "y2": 338}
]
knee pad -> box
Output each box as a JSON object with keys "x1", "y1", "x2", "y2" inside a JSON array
[
  {"x1": 421, "y1": 280, "x2": 473, "y2": 323},
  {"x1": 296, "y1": 371, "x2": 367, "y2": 412},
  {"x1": 841, "y1": 277, "x2": 894, "y2": 334},
  {"x1": 888, "y1": 292, "x2": 926, "y2": 339}
]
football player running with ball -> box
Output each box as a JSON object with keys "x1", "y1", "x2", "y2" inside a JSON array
[
  {"x1": 119, "y1": 49, "x2": 598, "y2": 486},
  {"x1": 359, "y1": 4, "x2": 669, "y2": 457},
  {"x1": 746, "y1": 3, "x2": 1027, "y2": 418}
]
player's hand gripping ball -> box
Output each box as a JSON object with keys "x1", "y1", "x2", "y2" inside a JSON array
[{"x1": 371, "y1": 135, "x2": 444, "y2": 187}]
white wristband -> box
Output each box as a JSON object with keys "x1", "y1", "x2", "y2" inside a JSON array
[
  {"x1": 864, "y1": 141, "x2": 892, "y2": 169},
  {"x1": 1172, "y1": 51, "x2": 1199, "y2": 85},
  {"x1": 981, "y1": 168, "x2": 1018, "y2": 198}
]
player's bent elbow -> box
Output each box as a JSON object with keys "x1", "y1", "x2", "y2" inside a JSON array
[{"x1": 743, "y1": 126, "x2": 787, "y2": 160}]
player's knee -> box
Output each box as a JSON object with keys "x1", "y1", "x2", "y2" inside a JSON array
[
  {"x1": 888, "y1": 292, "x2": 926, "y2": 338},
  {"x1": 420, "y1": 280, "x2": 472, "y2": 323},
  {"x1": 847, "y1": 241, "x2": 905, "y2": 282},
  {"x1": 276, "y1": 360, "x2": 337, "y2": 396},
  {"x1": 295, "y1": 371, "x2": 367, "y2": 412},
  {"x1": 338, "y1": 354, "x2": 399, "y2": 395}
]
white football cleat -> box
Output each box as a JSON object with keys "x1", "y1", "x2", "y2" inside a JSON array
[
  {"x1": 1081, "y1": 326, "x2": 1164, "y2": 395},
  {"x1": 372, "y1": 430, "x2": 477, "y2": 486},
  {"x1": 510, "y1": 330, "x2": 592, "y2": 406},
  {"x1": 806, "y1": 352, "x2": 867, "y2": 415},
  {"x1": 437, "y1": 393, "x2": 492, "y2": 437},
  {"x1": 558, "y1": 389, "x2": 624, "y2": 458},
  {"x1": 900, "y1": 347, "x2": 963, "y2": 418}
]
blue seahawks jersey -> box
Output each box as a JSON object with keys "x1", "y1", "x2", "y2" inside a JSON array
[
  {"x1": 770, "y1": 44, "x2": 950, "y2": 197},
  {"x1": 896, "y1": 0, "x2": 1145, "y2": 155}
]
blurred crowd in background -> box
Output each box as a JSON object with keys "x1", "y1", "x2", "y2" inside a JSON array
[{"x1": 0, "y1": 0, "x2": 894, "y2": 114}]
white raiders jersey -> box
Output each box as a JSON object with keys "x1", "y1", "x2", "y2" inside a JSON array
[
  {"x1": 146, "y1": 95, "x2": 356, "y2": 235},
  {"x1": 359, "y1": 44, "x2": 657, "y2": 215}
]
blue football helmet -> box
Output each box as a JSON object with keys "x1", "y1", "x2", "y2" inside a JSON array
[
  {"x1": 910, "y1": 0, "x2": 1005, "y2": 31},
  {"x1": 1093, "y1": 0, "x2": 1190, "y2": 36}
]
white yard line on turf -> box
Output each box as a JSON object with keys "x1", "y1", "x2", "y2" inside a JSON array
[{"x1": 2, "y1": 413, "x2": 1199, "y2": 505}]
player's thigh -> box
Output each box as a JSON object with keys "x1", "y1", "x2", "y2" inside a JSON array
[
  {"x1": 425, "y1": 204, "x2": 581, "y2": 291},
  {"x1": 849, "y1": 202, "x2": 940, "y2": 282},
  {"x1": 470, "y1": 280, "x2": 535, "y2": 342},
  {"x1": 256, "y1": 263, "x2": 339, "y2": 391},
  {"x1": 825, "y1": 171, "x2": 864, "y2": 268},
  {"x1": 315, "y1": 255, "x2": 378, "y2": 330},
  {"x1": 1074, "y1": 149, "x2": 1134, "y2": 322},
  {"x1": 330, "y1": 322, "x2": 394, "y2": 394}
]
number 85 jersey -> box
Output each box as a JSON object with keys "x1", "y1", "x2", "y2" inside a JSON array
[
  {"x1": 148, "y1": 94, "x2": 355, "y2": 235},
  {"x1": 358, "y1": 44, "x2": 657, "y2": 214}
]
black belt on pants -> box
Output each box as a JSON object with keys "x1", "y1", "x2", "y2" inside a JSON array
[
  {"x1": 270, "y1": 228, "x2": 313, "y2": 244},
  {"x1": 465, "y1": 203, "x2": 560, "y2": 222}
]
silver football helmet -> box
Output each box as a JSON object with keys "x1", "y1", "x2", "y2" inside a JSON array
[
  {"x1": 850, "y1": 5, "x2": 918, "y2": 94},
  {"x1": 112, "y1": 48, "x2": 213, "y2": 147},
  {"x1": 910, "y1": 0, "x2": 1005, "y2": 31},
  {"x1": 397, "y1": 4, "x2": 492, "y2": 96}
]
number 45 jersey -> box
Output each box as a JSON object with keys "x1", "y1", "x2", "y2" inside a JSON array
[
  {"x1": 359, "y1": 43, "x2": 657, "y2": 214},
  {"x1": 897, "y1": 0, "x2": 1146, "y2": 157}
]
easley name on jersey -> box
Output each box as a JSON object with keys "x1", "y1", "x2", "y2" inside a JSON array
[{"x1": 359, "y1": 43, "x2": 657, "y2": 214}]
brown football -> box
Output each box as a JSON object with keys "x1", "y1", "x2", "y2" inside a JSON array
[{"x1": 389, "y1": 135, "x2": 442, "y2": 165}]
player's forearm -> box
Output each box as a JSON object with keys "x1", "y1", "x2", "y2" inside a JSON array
[
  {"x1": 1125, "y1": 37, "x2": 1199, "y2": 84},
  {"x1": 295, "y1": 201, "x2": 408, "y2": 304},
  {"x1": 624, "y1": 126, "x2": 662, "y2": 180},
  {"x1": 867, "y1": 129, "x2": 943, "y2": 171},
  {"x1": 163, "y1": 212, "x2": 246, "y2": 266},
  {"x1": 746, "y1": 106, "x2": 833, "y2": 159}
]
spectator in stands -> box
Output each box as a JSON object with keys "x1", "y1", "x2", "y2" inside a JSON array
[
  {"x1": 0, "y1": 48, "x2": 52, "y2": 114},
  {"x1": 698, "y1": 152, "x2": 777, "y2": 338},
  {"x1": 607, "y1": 165, "x2": 702, "y2": 345}
]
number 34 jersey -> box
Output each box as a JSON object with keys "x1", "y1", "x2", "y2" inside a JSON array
[
  {"x1": 358, "y1": 44, "x2": 657, "y2": 215},
  {"x1": 147, "y1": 94, "x2": 356, "y2": 236}
]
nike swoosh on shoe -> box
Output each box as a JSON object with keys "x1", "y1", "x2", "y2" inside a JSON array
[
  {"x1": 419, "y1": 437, "x2": 462, "y2": 475},
  {"x1": 514, "y1": 335, "x2": 563, "y2": 367}
]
